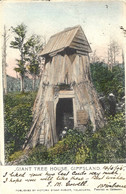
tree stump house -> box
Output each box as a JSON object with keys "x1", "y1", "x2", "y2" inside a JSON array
[{"x1": 24, "y1": 25, "x2": 104, "y2": 149}]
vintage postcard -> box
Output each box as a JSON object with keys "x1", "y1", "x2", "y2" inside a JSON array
[{"x1": 0, "y1": 0, "x2": 126, "y2": 193}]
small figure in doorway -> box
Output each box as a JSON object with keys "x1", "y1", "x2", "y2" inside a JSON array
[
  {"x1": 59, "y1": 127, "x2": 68, "y2": 140},
  {"x1": 108, "y1": 93, "x2": 116, "y2": 116}
]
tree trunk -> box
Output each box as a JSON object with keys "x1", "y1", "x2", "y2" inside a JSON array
[
  {"x1": 20, "y1": 76, "x2": 24, "y2": 93},
  {"x1": 122, "y1": 49, "x2": 124, "y2": 65},
  {"x1": 32, "y1": 76, "x2": 36, "y2": 91},
  {"x1": 3, "y1": 62, "x2": 7, "y2": 95},
  {"x1": 113, "y1": 50, "x2": 116, "y2": 66},
  {"x1": 2, "y1": 25, "x2": 7, "y2": 95},
  {"x1": 23, "y1": 54, "x2": 104, "y2": 150}
]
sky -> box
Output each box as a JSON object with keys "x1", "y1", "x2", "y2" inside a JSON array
[{"x1": 1, "y1": 0, "x2": 125, "y2": 77}]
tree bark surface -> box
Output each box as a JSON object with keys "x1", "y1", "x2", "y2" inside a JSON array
[{"x1": 24, "y1": 54, "x2": 104, "y2": 149}]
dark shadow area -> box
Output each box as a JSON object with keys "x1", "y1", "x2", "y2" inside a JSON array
[{"x1": 56, "y1": 98, "x2": 74, "y2": 137}]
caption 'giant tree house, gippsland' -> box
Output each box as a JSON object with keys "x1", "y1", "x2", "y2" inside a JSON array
[{"x1": 24, "y1": 25, "x2": 104, "y2": 149}]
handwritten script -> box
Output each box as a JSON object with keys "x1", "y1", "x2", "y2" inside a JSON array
[{"x1": 1, "y1": 164, "x2": 126, "y2": 193}]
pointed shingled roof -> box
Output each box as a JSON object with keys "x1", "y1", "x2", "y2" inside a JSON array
[{"x1": 39, "y1": 25, "x2": 92, "y2": 57}]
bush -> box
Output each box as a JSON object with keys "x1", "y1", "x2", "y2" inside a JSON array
[
  {"x1": 4, "y1": 92, "x2": 37, "y2": 161},
  {"x1": 75, "y1": 145, "x2": 89, "y2": 164},
  {"x1": 47, "y1": 129, "x2": 88, "y2": 164},
  {"x1": 20, "y1": 113, "x2": 125, "y2": 165},
  {"x1": 24, "y1": 145, "x2": 49, "y2": 165},
  {"x1": 90, "y1": 62, "x2": 125, "y2": 101},
  {"x1": 87, "y1": 113, "x2": 125, "y2": 163},
  {"x1": 5, "y1": 63, "x2": 125, "y2": 164},
  {"x1": 21, "y1": 129, "x2": 90, "y2": 165},
  {"x1": 8, "y1": 150, "x2": 24, "y2": 162}
]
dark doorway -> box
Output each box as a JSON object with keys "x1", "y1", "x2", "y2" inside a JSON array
[{"x1": 56, "y1": 98, "x2": 74, "y2": 137}]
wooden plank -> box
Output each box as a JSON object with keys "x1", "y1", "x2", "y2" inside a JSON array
[
  {"x1": 73, "y1": 36, "x2": 88, "y2": 42},
  {"x1": 49, "y1": 47, "x2": 65, "y2": 57},
  {"x1": 72, "y1": 39, "x2": 89, "y2": 46},
  {"x1": 72, "y1": 55, "x2": 80, "y2": 83},
  {"x1": 70, "y1": 41, "x2": 90, "y2": 48},
  {"x1": 58, "y1": 55, "x2": 65, "y2": 83},
  {"x1": 65, "y1": 54, "x2": 73, "y2": 83},
  {"x1": 70, "y1": 43, "x2": 90, "y2": 51},
  {"x1": 70, "y1": 45, "x2": 91, "y2": 53},
  {"x1": 47, "y1": 101, "x2": 57, "y2": 144},
  {"x1": 76, "y1": 50, "x2": 88, "y2": 55},
  {"x1": 71, "y1": 42, "x2": 89, "y2": 48},
  {"x1": 53, "y1": 55, "x2": 61, "y2": 84},
  {"x1": 76, "y1": 29, "x2": 90, "y2": 44},
  {"x1": 76, "y1": 33, "x2": 86, "y2": 39},
  {"x1": 77, "y1": 110, "x2": 88, "y2": 125},
  {"x1": 75, "y1": 34, "x2": 87, "y2": 40}
]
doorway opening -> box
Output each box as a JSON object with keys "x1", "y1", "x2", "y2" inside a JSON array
[{"x1": 56, "y1": 98, "x2": 74, "y2": 137}]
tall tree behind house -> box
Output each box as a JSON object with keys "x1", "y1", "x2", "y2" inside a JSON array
[
  {"x1": 108, "y1": 40, "x2": 120, "y2": 71},
  {"x1": 24, "y1": 35, "x2": 43, "y2": 90},
  {"x1": 10, "y1": 23, "x2": 27, "y2": 92}
]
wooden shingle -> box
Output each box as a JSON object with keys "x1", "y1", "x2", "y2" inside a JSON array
[{"x1": 39, "y1": 25, "x2": 92, "y2": 57}]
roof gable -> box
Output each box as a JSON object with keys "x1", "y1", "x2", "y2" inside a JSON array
[
  {"x1": 40, "y1": 25, "x2": 92, "y2": 57},
  {"x1": 70, "y1": 26, "x2": 92, "y2": 53}
]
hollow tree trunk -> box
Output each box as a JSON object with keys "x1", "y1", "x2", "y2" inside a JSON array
[{"x1": 23, "y1": 54, "x2": 104, "y2": 150}]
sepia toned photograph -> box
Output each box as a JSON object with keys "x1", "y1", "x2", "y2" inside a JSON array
[{"x1": 1, "y1": 0, "x2": 125, "y2": 167}]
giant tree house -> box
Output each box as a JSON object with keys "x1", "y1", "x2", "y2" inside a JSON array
[{"x1": 24, "y1": 25, "x2": 104, "y2": 149}]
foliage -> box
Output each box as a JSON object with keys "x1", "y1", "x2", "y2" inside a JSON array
[
  {"x1": 10, "y1": 24, "x2": 43, "y2": 92},
  {"x1": 85, "y1": 113, "x2": 125, "y2": 163},
  {"x1": 10, "y1": 23, "x2": 27, "y2": 92},
  {"x1": 4, "y1": 92, "x2": 37, "y2": 161},
  {"x1": 5, "y1": 60, "x2": 125, "y2": 164},
  {"x1": 10, "y1": 23, "x2": 27, "y2": 50},
  {"x1": 48, "y1": 129, "x2": 88, "y2": 164},
  {"x1": 14, "y1": 60, "x2": 27, "y2": 77},
  {"x1": 23, "y1": 129, "x2": 87, "y2": 165},
  {"x1": 8, "y1": 150, "x2": 24, "y2": 162},
  {"x1": 7, "y1": 75, "x2": 40, "y2": 92},
  {"x1": 75, "y1": 145, "x2": 89, "y2": 164},
  {"x1": 90, "y1": 62, "x2": 124, "y2": 101},
  {"x1": 20, "y1": 113, "x2": 125, "y2": 164},
  {"x1": 22, "y1": 145, "x2": 49, "y2": 165},
  {"x1": 24, "y1": 35, "x2": 43, "y2": 90}
]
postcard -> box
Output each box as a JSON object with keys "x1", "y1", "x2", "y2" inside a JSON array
[{"x1": 0, "y1": 0, "x2": 126, "y2": 193}]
